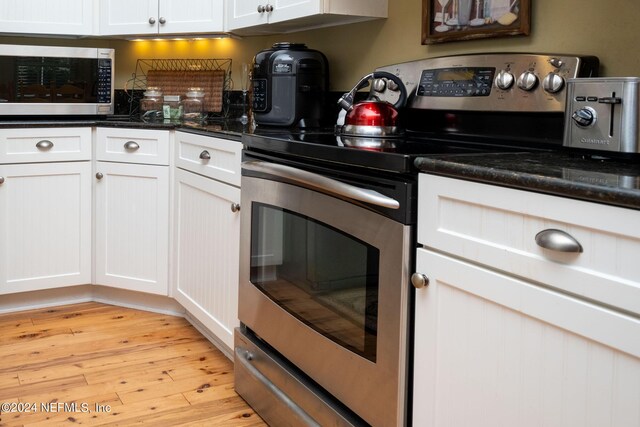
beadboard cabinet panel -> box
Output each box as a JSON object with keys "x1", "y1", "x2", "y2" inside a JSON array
[
  {"x1": 173, "y1": 168, "x2": 241, "y2": 350},
  {"x1": 0, "y1": 162, "x2": 92, "y2": 293},
  {"x1": 94, "y1": 161, "x2": 169, "y2": 295},
  {"x1": 413, "y1": 248, "x2": 640, "y2": 427}
]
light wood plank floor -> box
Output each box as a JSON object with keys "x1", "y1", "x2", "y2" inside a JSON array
[{"x1": 0, "y1": 302, "x2": 266, "y2": 427}]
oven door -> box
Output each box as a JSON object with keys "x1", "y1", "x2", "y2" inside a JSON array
[{"x1": 238, "y1": 159, "x2": 411, "y2": 427}]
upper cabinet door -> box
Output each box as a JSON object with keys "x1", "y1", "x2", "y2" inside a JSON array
[
  {"x1": 100, "y1": 0, "x2": 223, "y2": 35},
  {"x1": 227, "y1": 0, "x2": 387, "y2": 35},
  {"x1": 158, "y1": 0, "x2": 224, "y2": 33},
  {"x1": 267, "y1": 0, "x2": 321, "y2": 24},
  {"x1": 0, "y1": 0, "x2": 94, "y2": 36},
  {"x1": 226, "y1": 0, "x2": 268, "y2": 31},
  {"x1": 99, "y1": 0, "x2": 159, "y2": 36}
]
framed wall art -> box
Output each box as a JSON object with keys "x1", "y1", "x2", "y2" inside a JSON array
[{"x1": 422, "y1": 0, "x2": 531, "y2": 44}]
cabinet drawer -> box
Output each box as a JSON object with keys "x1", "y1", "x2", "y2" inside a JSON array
[
  {"x1": 175, "y1": 131, "x2": 241, "y2": 186},
  {"x1": 0, "y1": 127, "x2": 91, "y2": 164},
  {"x1": 96, "y1": 127, "x2": 170, "y2": 165},
  {"x1": 418, "y1": 174, "x2": 640, "y2": 316}
]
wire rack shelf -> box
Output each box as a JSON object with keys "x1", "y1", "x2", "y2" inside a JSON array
[{"x1": 126, "y1": 58, "x2": 233, "y2": 120}]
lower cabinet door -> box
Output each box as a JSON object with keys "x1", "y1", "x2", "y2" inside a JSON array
[
  {"x1": 0, "y1": 161, "x2": 91, "y2": 294},
  {"x1": 94, "y1": 161, "x2": 169, "y2": 295},
  {"x1": 0, "y1": 162, "x2": 92, "y2": 294},
  {"x1": 173, "y1": 168, "x2": 241, "y2": 350},
  {"x1": 413, "y1": 248, "x2": 640, "y2": 427}
]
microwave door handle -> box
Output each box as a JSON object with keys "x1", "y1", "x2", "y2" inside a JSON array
[{"x1": 242, "y1": 160, "x2": 400, "y2": 210}]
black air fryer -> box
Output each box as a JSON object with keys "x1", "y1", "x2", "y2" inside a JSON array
[{"x1": 252, "y1": 42, "x2": 329, "y2": 127}]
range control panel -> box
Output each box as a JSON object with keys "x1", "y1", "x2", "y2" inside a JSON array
[
  {"x1": 375, "y1": 53, "x2": 600, "y2": 113},
  {"x1": 417, "y1": 67, "x2": 495, "y2": 97}
]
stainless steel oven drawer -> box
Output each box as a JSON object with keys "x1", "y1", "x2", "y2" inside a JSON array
[{"x1": 234, "y1": 328, "x2": 365, "y2": 427}]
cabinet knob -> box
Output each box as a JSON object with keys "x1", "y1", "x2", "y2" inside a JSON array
[
  {"x1": 96, "y1": 172, "x2": 104, "y2": 180},
  {"x1": 149, "y1": 17, "x2": 156, "y2": 24},
  {"x1": 535, "y1": 229, "x2": 583, "y2": 253},
  {"x1": 257, "y1": 5, "x2": 265, "y2": 13},
  {"x1": 159, "y1": 17, "x2": 166, "y2": 24},
  {"x1": 411, "y1": 273, "x2": 430, "y2": 289},
  {"x1": 231, "y1": 203, "x2": 241, "y2": 213},
  {"x1": 0, "y1": 176, "x2": 4, "y2": 184},
  {"x1": 265, "y1": 4, "x2": 274, "y2": 12},
  {"x1": 36, "y1": 140, "x2": 54, "y2": 150},
  {"x1": 199, "y1": 150, "x2": 211, "y2": 160},
  {"x1": 124, "y1": 141, "x2": 140, "y2": 151}
]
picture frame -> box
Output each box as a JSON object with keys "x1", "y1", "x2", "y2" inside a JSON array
[{"x1": 422, "y1": 0, "x2": 531, "y2": 45}]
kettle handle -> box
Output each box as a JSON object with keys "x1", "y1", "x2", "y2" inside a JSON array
[
  {"x1": 370, "y1": 71, "x2": 407, "y2": 110},
  {"x1": 337, "y1": 71, "x2": 408, "y2": 112}
]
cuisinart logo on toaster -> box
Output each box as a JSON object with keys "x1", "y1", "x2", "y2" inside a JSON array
[{"x1": 580, "y1": 137, "x2": 611, "y2": 145}]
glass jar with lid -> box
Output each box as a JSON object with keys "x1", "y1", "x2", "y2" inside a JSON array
[
  {"x1": 140, "y1": 87, "x2": 163, "y2": 121},
  {"x1": 163, "y1": 95, "x2": 183, "y2": 121},
  {"x1": 182, "y1": 87, "x2": 206, "y2": 122}
]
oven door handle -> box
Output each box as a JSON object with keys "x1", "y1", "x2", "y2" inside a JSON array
[{"x1": 242, "y1": 160, "x2": 401, "y2": 210}]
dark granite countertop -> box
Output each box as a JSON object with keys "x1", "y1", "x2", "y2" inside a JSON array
[
  {"x1": 0, "y1": 117, "x2": 247, "y2": 141},
  {"x1": 415, "y1": 151, "x2": 640, "y2": 210}
]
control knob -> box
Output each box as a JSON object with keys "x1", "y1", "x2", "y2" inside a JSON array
[
  {"x1": 494, "y1": 70, "x2": 515, "y2": 90},
  {"x1": 548, "y1": 57, "x2": 564, "y2": 69},
  {"x1": 572, "y1": 107, "x2": 596, "y2": 127},
  {"x1": 542, "y1": 72, "x2": 565, "y2": 93},
  {"x1": 517, "y1": 71, "x2": 539, "y2": 91}
]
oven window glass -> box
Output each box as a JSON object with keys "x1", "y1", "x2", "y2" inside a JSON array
[{"x1": 250, "y1": 203, "x2": 379, "y2": 362}]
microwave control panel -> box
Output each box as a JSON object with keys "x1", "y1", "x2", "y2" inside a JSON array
[{"x1": 97, "y1": 58, "x2": 112, "y2": 104}]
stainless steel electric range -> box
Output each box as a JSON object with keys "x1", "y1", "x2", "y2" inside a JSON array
[{"x1": 235, "y1": 53, "x2": 599, "y2": 427}]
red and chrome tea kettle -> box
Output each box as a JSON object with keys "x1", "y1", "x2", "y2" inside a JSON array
[{"x1": 336, "y1": 71, "x2": 407, "y2": 137}]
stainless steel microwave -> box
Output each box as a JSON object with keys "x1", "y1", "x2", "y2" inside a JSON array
[{"x1": 0, "y1": 44, "x2": 114, "y2": 116}]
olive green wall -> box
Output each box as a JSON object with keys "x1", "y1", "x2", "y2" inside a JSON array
[{"x1": 2, "y1": 0, "x2": 639, "y2": 91}]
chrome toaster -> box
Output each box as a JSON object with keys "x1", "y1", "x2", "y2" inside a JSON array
[{"x1": 564, "y1": 77, "x2": 640, "y2": 154}]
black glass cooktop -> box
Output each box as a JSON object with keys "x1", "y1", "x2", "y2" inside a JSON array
[{"x1": 243, "y1": 128, "x2": 534, "y2": 174}]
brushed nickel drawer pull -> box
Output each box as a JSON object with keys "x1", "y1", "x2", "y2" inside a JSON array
[
  {"x1": 230, "y1": 203, "x2": 240, "y2": 213},
  {"x1": 96, "y1": 172, "x2": 103, "y2": 180},
  {"x1": 535, "y1": 229, "x2": 583, "y2": 253},
  {"x1": 124, "y1": 141, "x2": 140, "y2": 151},
  {"x1": 36, "y1": 140, "x2": 53, "y2": 150},
  {"x1": 199, "y1": 150, "x2": 211, "y2": 160},
  {"x1": 0, "y1": 176, "x2": 5, "y2": 184}
]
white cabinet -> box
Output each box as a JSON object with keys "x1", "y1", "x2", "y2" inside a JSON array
[
  {"x1": 0, "y1": 0, "x2": 95, "y2": 36},
  {"x1": 226, "y1": 0, "x2": 387, "y2": 34},
  {"x1": 173, "y1": 131, "x2": 241, "y2": 350},
  {"x1": 0, "y1": 128, "x2": 92, "y2": 294},
  {"x1": 94, "y1": 128, "x2": 170, "y2": 295},
  {"x1": 413, "y1": 174, "x2": 640, "y2": 427},
  {"x1": 100, "y1": 0, "x2": 224, "y2": 36}
]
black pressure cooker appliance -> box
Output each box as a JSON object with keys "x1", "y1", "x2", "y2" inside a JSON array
[
  {"x1": 252, "y1": 42, "x2": 329, "y2": 128},
  {"x1": 236, "y1": 53, "x2": 600, "y2": 427}
]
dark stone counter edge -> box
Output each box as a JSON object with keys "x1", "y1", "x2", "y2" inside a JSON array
[
  {"x1": 415, "y1": 157, "x2": 640, "y2": 211},
  {"x1": 0, "y1": 120, "x2": 243, "y2": 142}
]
